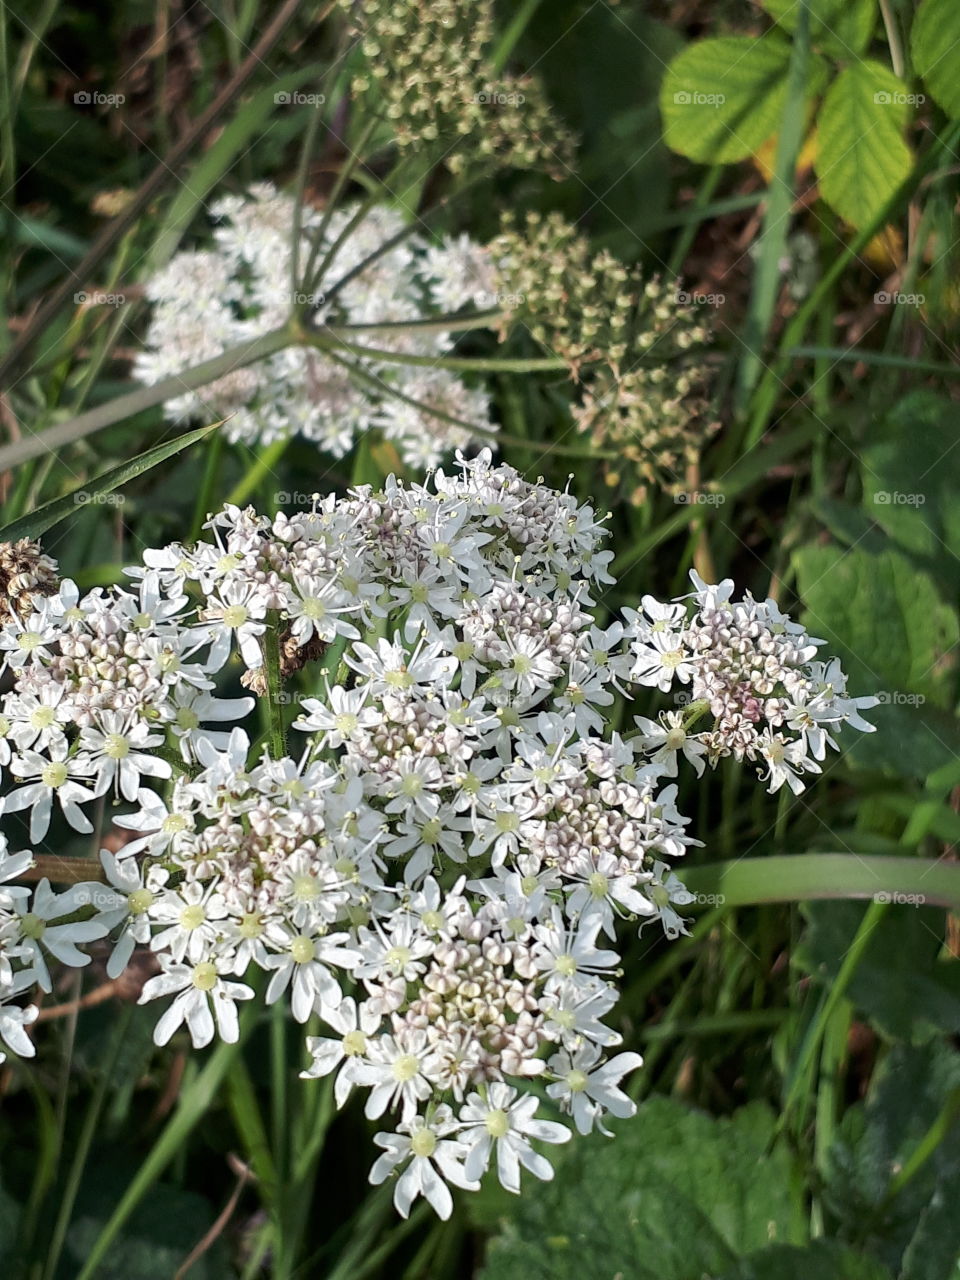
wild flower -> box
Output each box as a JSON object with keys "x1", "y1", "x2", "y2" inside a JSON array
[
  {"x1": 0, "y1": 453, "x2": 876, "y2": 1216},
  {"x1": 135, "y1": 185, "x2": 499, "y2": 466}
]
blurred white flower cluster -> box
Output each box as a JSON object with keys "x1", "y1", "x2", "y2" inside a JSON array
[
  {"x1": 134, "y1": 183, "x2": 501, "y2": 467},
  {"x1": 0, "y1": 453, "x2": 876, "y2": 1216}
]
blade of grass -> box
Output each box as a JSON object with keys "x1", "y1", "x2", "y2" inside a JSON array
[
  {"x1": 73, "y1": 1028, "x2": 251, "y2": 1280},
  {"x1": 733, "y1": 1, "x2": 811, "y2": 412},
  {"x1": 0, "y1": 421, "x2": 221, "y2": 542},
  {"x1": 42, "y1": 1006, "x2": 134, "y2": 1280},
  {"x1": 780, "y1": 900, "x2": 887, "y2": 1124},
  {"x1": 787, "y1": 345, "x2": 960, "y2": 376},
  {"x1": 681, "y1": 855, "x2": 960, "y2": 911}
]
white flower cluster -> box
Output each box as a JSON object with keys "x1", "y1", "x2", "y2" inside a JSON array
[
  {"x1": 630, "y1": 575, "x2": 879, "y2": 795},
  {"x1": 0, "y1": 453, "x2": 876, "y2": 1217},
  {"x1": 134, "y1": 183, "x2": 501, "y2": 467}
]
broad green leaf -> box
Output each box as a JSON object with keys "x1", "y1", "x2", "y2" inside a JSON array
[
  {"x1": 912, "y1": 0, "x2": 960, "y2": 118},
  {"x1": 661, "y1": 36, "x2": 799, "y2": 163},
  {"x1": 480, "y1": 1097, "x2": 806, "y2": 1280},
  {"x1": 761, "y1": 0, "x2": 876, "y2": 56},
  {"x1": 860, "y1": 391, "x2": 960, "y2": 590},
  {"x1": 0, "y1": 422, "x2": 220, "y2": 544},
  {"x1": 825, "y1": 1042, "x2": 960, "y2": 1280},
  {"x1": 797, "y1": 901, "x2": 960, "y2": 1040},
  {"x1": 817, "y1": 61, "x2": 914, "y2": 228},
  {"x1": 721, "y1": 1240, "x2": 892, "y2": 1280},
  {"x1": 793, "y1": 544, "x2": 958, "y2": 707},
  {"x1": 792, "y1": 543, "x2": 959, "y2": 777}
]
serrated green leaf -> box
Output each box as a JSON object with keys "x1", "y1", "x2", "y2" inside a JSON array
[
  {"x1": 797, "y1": 901, "x2": 960, "y2": 1040},
  {"x1": 792, "y1": 544, "x2": 958, "y2": 707},
  {"x1": 720, "y1": 1239, "x2": 892, "y2": 1280},
  {"x1": 817, "y1": 61, "x2": 914, "y2": 228},
  {"x1": 0, "y1": 422, "x2": 220, "y2": 544},
  {"x1": 660, "y1": 36, "x2": 797, "y2": 163},
  {"x1": 860, "y1": 391, "x2": 960, "y2": 590},
  {"x1": 792, "y1": 543, "x2": 959, "y2": 777},
  {"x1": 480, "y1": 1097, "x2": 806, "y2": 1280},
  {"x1": 825, "y1": 1042, "x2": 960, "y2": 1279},
  {"x1": 761, "y1": 0, "x2": 876, "y2": 56},
  {"x1": 912, "y1": 0, "x2": 960, "y2": 118}
]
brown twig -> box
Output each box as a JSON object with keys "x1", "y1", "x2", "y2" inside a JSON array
[
  {"x1": 17, "y1": 855, "x2": 106, "y2": 885},
  {"x1": 35, "y1": 976, "x2": 122, "y2": 1022},
  {"x1": 174, "y1": 1164, "x2": 251, "y2": 1280}
]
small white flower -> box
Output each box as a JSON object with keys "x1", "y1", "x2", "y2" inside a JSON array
[
  {"x1": 546, "y1": 1044, "x2": 643, "y2": 1134},
  {"x1": 370, "y1": 1107, "x2": 478, "y2": 1220},
  {"x1": 457, "y1": 1083, "x2": 571, "y2": 1193},
  {"x1": 140, "y1": 955, "x2": 254, "y2": 1047}
]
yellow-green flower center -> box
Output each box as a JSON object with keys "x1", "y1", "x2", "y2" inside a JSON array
[
  {"x1": 41, "y1": 762, "x2": 68, "y2": 788},
  {"x1": 290, "y1": 935, "x2": 315, "y2": 965},
  {"x1": 128, "y1": 888, "x2": 153, "y2": 914},
  {"x1": 180, "y1": 904, "x2": 206, "y2": 930},
  {"x1": 192, "y1": 962, "x2": 218, "y2": 991},
  {"x1": 410, "y1": 1128, "x2": 437, "y2": 1158},
  {"x1": 391, "y1": 1054, "x2": 419, "y2": 1082},
  {"x1": 484, "y1": 1108, "x2": 510, "y2": 1138},
  {"x1": 222, "y1": 605, "x2": 248, "y2": 629},
  {"x1": 343, "y1": 1029, "x2": 366, "y2": 1056},
  {"x1": 104, "y1": 733, "x2": 130, "y2": 760}
]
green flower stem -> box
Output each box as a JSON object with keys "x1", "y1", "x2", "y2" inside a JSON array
[
  {"x1": 681, "y1": 855, "x2": 960, "y2": 912},
  {"x1": 331, "y1": 309, "x2": 512, "y2": 337},
  {"x1": 306, "y1": 328, "x2": 570, "y2": 373},
  {"x1": 322, "y1": 344, "x2": 616, "y2": 460},
  {"x1": 0, "y1": 325, "x2": 293, "y2": 473},
  {"x1": 18, "y1": 856, "x2": 106, "y2": 885},
  {"x1": 299, "y1": 115, "x2": 380, "y2": 301},
  {"x1": 262, "y1": 612, "x2": 287, "y2": 759}
]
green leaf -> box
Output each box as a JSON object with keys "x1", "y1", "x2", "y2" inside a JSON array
[
  {"x1": 797, "y1": 901, "x2": 960, "y2": 1040},
  {"x1": 0, "y1": 422, "x2": 220, "y2": 544},
  {"x1": 825, "y1": 1042, "x2": 960, "y2": 1279},
  {"x1": 793, "y1": 542, "x2": 959, "y2": 777},
  {"x1": 720, "y1": 1240, "x2": 892, "y2": 1280},
  {"x1": 761, "y1": 0, "x2": 876, "y2": 56},
  {"x1": 793, "y1": 544, "x2": 958, "y2": 706},
  {"x1": 480, "y1": 1097, "x2": 806, "y2": 1280},
  {"x1": 912, "y1": 0, "x2": 960, "y2": 118},
  {"x1": 860, "y1": 391, "x2": 960, "y2": 591},
  {"x1": 661, "y1": 36, "x2": 801, "y2": 163},
  {"x1": 817, "y1": 61, "x2": 914, "y2": 228}
]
